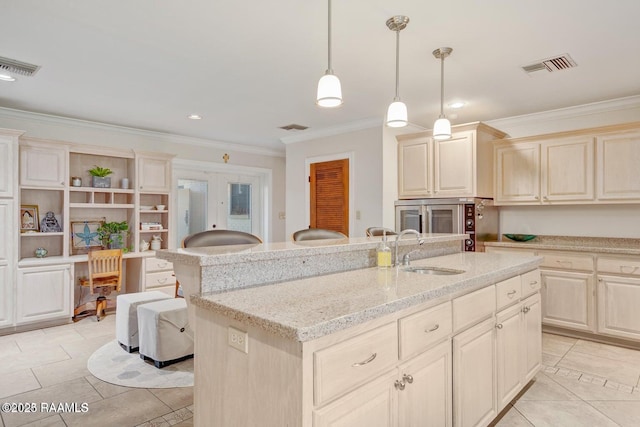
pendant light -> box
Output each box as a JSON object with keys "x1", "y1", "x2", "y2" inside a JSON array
[
  {"x1": 316, "y1": 0, "x2": 343, "y2": 107},
  {"x1": 385, "y1": 16, "x2": 410, "y2": 128},
  {"x1": 432, "y1": 47, "x2": 453, "y2": 140}
]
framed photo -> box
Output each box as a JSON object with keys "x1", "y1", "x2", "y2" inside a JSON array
[
  {"x1": 20, "y1": 205, "x2": 39, "y2": 232},
  {"x1": 70, "y1": 219, "x2": 105, "y2": 254}
]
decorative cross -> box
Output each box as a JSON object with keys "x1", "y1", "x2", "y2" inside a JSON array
[{"x1": 223, "y1": 153, "x2": 230, "y2": 163}]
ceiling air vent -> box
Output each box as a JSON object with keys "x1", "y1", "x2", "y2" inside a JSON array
[
  {"x1": 279, "y1": 124, "x2": 308, "y2": 131},
  {"x1": 522, "y1": 53, "x2": 577, "y2": 74},
  {"x1": 0, "y1": 56, "x2": 40, "y2": 77}
]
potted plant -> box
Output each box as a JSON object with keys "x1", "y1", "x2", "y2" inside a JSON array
[
  {"x1": 97, "y1": 221, "x2": 129, "y2": 249},
  {"x1": 88, "y1": 165, "x2": 113, "y2": 188}
]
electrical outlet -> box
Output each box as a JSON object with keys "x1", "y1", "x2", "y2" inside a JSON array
[{"x1": 228, "y1": 326, "x2": 249, "y2": 353}]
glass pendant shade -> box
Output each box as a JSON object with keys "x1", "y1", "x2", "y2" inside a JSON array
[
  {"x1": 433, "y1": 117, "x2": 452, "y2": 140},
  {"x1": 386, "y1": 100, "x2": 408, "y2": 127},
  {"x1": 316, "y1": 72, "x2": 343, "y2": 107}
]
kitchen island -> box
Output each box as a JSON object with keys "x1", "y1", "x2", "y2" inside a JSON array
[{"x1": 158, "y1": 237, "x2": 542, "y2": 427}]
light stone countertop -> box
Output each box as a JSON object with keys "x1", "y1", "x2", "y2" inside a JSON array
[
  {"x1": 192, "y1": 252, "x2": 541, "y2": 342},
  {"x1": 484, "y1": 235, "x2": 640, "y2": 255}
]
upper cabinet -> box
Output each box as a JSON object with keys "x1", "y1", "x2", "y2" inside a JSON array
[
  {"x1": 20, "y1": 140, "x2": 68, "y2": 188},
  {"x1": 397, "y1": 122, "x2": 506, "y2": 199},
  {"x1": 137, "y1": 152, "x2": 173, "y2": 193},
  {"x1": 0, "y1": 129, "x2": 22, "y2": 197},
  {"x1": 494, "y1": 122, "x2": 640, "y2": 205}
]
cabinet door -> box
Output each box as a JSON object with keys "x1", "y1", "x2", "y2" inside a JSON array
[
  {"x1": 453, "y1": 317, "x2": 496, "y2": 427},
  {"x1": 398, "y1": 138, "x2": 431, "y2": 198},
  {"x1": 494, "y1": 143, "x2": 540, "y2": 204},
  {"x1": 596, "y1": 132, "x2": 640, "y2": 200},
  {"x1": 313, "y1": 370, "x2": 397, "y2": 427},
  {"x1": 16, "y1": 264, "x2": 71, "y2": 324},
  {"x1": 597, "y1": 275, "x2": 640, "y2": 340},
  {"x1": 541, "y1": 270, "x2": 594, "y2": 332},
  {"x1": 20, "y1": 145, "x2": 66, "y2": 188},
  {"x1": 522, "y1": 293, "x2": 542, "y2": 383},
  {"x1": 138, "y1": 156, "x2": 171, "y2": 192},
  {"x1": 495, "y1": 304, "x2": 522, "y2": 411},
  {"x1": 542, "y1": 138, "x2": 594, "y2": 202},
  {"x1": 0, "y1": 264, "x2": 12, "y2": 327},
  {"x1": 0, "y1": 135, "x2": 16, "y2": 197},
  {"x1": 0, "y1": 200, "x2": 13, "y2": 265},
  {"x1": 434, "y1": 131, "x2": 474, "y2": 197},
  {"x1": 398, "y1": 340, "x2": 452, "y2": 427}
]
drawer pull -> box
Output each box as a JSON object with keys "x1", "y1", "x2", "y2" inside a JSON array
[
  {"x1": 352, "y1": 353, "x2": 377, "y2": 367},
  {"x1": 402, "y1": 374, "x2": 414, "y2": 384},
  {"x1": 157, "y1": 262, "x2": 167, "y2": 268},
  {"x1": 157, "y1": 277, "x2": 168, "y2": 284},
  {"x1": 529, "y1": 280, "x2": 538, "y2": 287},
  {"x1": 394, "y1": 380, "x2": 406, "y2": 391},
  {"x1": 620, "y1": 266, "x2": 639, "y2": 274},
  {"x1": 522, "y1": 306, "x2": 530, "y2": 314},
  {"x1": 496, "y1": 323, "x2": 503, "y2": 329},
  {"x1": 556, "y1": 260, "x2": 573, "y2": 267},
  {"x1": 425, "y1": 324, "x2": 440, "y2": 333},
  {"x1": 507, "y1": 290, "x2": 517, "y2": 297}
]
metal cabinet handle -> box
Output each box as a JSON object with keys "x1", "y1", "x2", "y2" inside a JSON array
[
  {"x1": 496, "y1": 323, "x2": 503, "y2": 329},
  {"x1": 158, "y1": 277, "x2": 167, "y2": 284},
  {"x1": 425, "y1": 324, "x2": 440, "y2": 333},
  {"x1": 529, "y1": 280, "x2": 538, "y2": 287},
  {"x1": 522, "y1": 306, "x2": 530, "y2": 314},
  {"x1": 394, "y1": 380, "x2": 406, "y2": 391},
  {"x1": 507, "y1": 290, "x2": 517, "y2": 297},
  {"x1": 352, "y1": 353, "x2": 377, "y2": 367},
  {"x1": 620, "y1": 266, "x2": 639, "y2": 274},
  {"x1": 402, "y1": 374, "x2": 414, "y2": 384}
]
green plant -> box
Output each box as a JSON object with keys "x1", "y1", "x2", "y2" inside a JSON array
[
  {"x1": 88, "y1": 165, "x2": 113, "y2": 177},
  {"x1": 97, "y1": 221, "x2": 129, "y2": 248}
]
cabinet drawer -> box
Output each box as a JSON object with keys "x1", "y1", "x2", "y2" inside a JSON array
[
  {"x1": 399, "y1": 302, "x2": 451, "y2": 360},
  {"x1": 452, "y1": 285, "x2": 496, "y2": 333},
  {"x1": 597, "y1": 256, "x2": 640, "y2": 277},
  {"x1": 521, "y1": 269, "x2": 541, "y2": 297},
  {"x1": 146, "y1": 257, "x2": 174, "y2": 272},
  {"x1": 496, "y1": 276, "x2": 521, "y2": 310},
  {"x1": 314, "y1": 322, "x2": 398, "y2": 406},
  {"x1": 538, "y1": 251, "x2": 594, "y2": 272},
  {"x1": 145, "y1": 271, "x2": 176, "y2": 288}
]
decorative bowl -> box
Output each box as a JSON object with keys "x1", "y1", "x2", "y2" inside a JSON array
[
  {"x1": 140, "y1": 205, "x2": 153, "y2": 211},
  {"x1": 155, "y1": 204, "x2": 166, "y2": 211},
  {"x1": 504, "y1": 234, "x2": 537, "y2": 242}
]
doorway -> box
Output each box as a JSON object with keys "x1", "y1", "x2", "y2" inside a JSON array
[{"x1": 308, "y1": 156, "x2": 351, "y2": 236}]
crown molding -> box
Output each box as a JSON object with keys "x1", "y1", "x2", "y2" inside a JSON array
[
  {"x1": 280, "y1": 117, "x2": 383, "y2": 144},
  {"x1": 0, "y1": 106, "x2": 285, "y2": 157}
]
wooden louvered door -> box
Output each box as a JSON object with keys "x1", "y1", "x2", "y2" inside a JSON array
[{"x1": 310, "y1": 159, "x2": 349, "y2": 236}]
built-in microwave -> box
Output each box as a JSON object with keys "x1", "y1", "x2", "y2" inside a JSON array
[{"x1": 395, "y1": 198, "x2": 499, "y2": 251}]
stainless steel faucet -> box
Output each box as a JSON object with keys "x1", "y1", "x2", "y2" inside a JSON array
[{"x1": 394, "y1": 229, "x2": 425, "y2": 267}]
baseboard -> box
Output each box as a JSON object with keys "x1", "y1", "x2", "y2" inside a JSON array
[{"x1": 542, "y1": 325, "x2": 640, "y2": 350}]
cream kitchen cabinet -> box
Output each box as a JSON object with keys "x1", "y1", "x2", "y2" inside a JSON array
[
  {"x1": 0, "y1": 130, "x2": 22, "y2": 197},
  {"x1": 16, "y1": 264, "x2": 72, "y2": 324},
  {"x1": 397, "y1": 122, "x2": 506, "y2": 199},
  {"x1": 0, "y1": 200, "x2": 14, "y2": 328},
  {"x1": 596, "y1": 255, "x2": 640, "y2": 341},
  {"x1": 494, "y1": 137, "x2": 594, "y2": 204},
  {"x1": 20, "y1": 141, "x2": 67, "y2": 188},
  {"x1": 137, "y1": 152, "x2": 172, "y2": 192},
  {"x1": 143, "y1": 256, "x2": 176, "y2": 295},
  {"x1": 596, "y1": 131, "x2": 640, "y2": 200}
]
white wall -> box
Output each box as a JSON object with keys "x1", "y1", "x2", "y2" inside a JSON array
[
  {"x1": 0, "y1": 108, "x2": 287, "y2": 242},
  {"x1": 285, "y1": 126, "x2": 383, "y2": 238}
]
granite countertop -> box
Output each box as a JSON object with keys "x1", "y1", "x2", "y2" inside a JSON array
[
  {"x1": 192, "y1": 252, "x2": 541, "y2": 342},
  {"x1": 485, "y1": 235, "x2": 640, "y2": 255}
]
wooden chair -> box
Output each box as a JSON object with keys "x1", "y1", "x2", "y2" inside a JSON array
[
  {"x1": 292, "y1": 228, "x2": 347, "y2": 241},
  {"x1": 366, "y1": 227, "x2": 397, "y2": 237},
  {"x1": 175, "y1": 230, "x2": 263, "y2": 298},
  {"x1": 73, "y1": 248, "x2": 123, "y2": 322}
]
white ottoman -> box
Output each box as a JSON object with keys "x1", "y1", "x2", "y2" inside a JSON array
[
  {"x1": 116, "y1": 291, "x2": 172, "y2": 353},
  {"x1": 137, "y1": 298, "x2": 194, "y2": 368}
]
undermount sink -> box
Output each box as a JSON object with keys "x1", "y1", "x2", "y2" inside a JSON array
[{"x1": 403, "y1": 266, "x2": 465, "y2": 275}]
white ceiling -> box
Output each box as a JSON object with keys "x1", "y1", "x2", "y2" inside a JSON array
[{"x1": 1, "y1": 0, "x2": 640, "y2": 153}]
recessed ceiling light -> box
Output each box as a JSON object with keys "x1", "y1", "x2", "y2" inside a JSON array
[
  {"x1": 449, "y1": 101, "x2": 465, "y2": 109},
  {"x1": 0, "y1": 74, "x2": 16, "y2": 82},
  {"x1": 188, "y1": 114, "x2": 202, "y2": 120}
]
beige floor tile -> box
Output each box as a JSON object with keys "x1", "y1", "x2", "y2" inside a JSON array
[
  {"x1": 541, "y1": 333, "x2": 576, "y2": 357},
  {"x1": 1, "y1": 377, "x2": 102, "y2": 427},
  {"x1": 0, "y1": 340, "x2": 21, "y2": 357},
  {"x1": 518, "y1": 373, "x2": 580, "y2": 401},
  {"x1": 0, "y1": 347, "x2": 69, "y2": 375},
  {"x1": 171, "y1": 419, "x2": 193, "y2": 427},
  {"x1": 492, "y1": 405, "x2": 534, "y2": 426},
  {"x1": 550, "y1": 374, "x2": 640, "y2": 401},
  {"x1": 136, "y1": 418, "x2": 170, "y2": 427},
  {"x1": 15, "y1": 329, "x2": 85, "y2": 353},
  {"x1": 541, "y1": 352, "x2": 561, "y2": 367},
  {"x1": 161, "y1": 408, "x2": 193, "y2": 425},
  {"x1": 557, "y1": 350, "x2": 640, "y2": 387},
  {"x1": 59, "y1": 334, "x2": 113, "y2": 359},
  {"x1": 0, "y1": 369, "x2": 41, "y2": 399},
  {"x1": 60, "y1": 388, "x2": 171, "y2": 427},
  {"x1": 589, "y1": 401, "x2": 640, "y2": 427},
  {"x1": 149, "y1": 388, "x2": 193, "y2": 411},
  {"x1": 514, "y1": 400, "x2": 618, "y2": 427},
  {"x1": 72, "y1": 316, "x2": 117, "y2": 340},
  {"x1": 31, "y1": 357, "x2": 90, "y2": 388},
  {"x1": 571, "y1": 339, "x2": 640, "y2": 365},
  {"x1": 20, "y1": 415, "x2": 66, "y2": 426},
  {"x1": 84, "y1": 375, "x2": 130, "y2": 399}
]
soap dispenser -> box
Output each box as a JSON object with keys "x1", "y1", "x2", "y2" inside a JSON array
[{"x1": 377, "y1": 230, "x2": 392, "y2": 269}]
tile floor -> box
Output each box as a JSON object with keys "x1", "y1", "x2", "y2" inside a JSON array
[
  {"x1": 2, "y1": 317, "x2": 640, "y2": 427},
  {"x1": 0, "y1": 315, "x2": 193, "y2": 427}
]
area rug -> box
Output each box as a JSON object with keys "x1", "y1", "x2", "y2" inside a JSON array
[{"x1": 87, "y1": 340, "x2": 193, "y2": 388}]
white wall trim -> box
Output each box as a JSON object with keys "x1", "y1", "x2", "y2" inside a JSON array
[
  {"x1": 304, "y1": 152, "x2": 355, "y2": 236},
  {"x1": 0, "y1": 106, "x2": 285, "y2": 158},
  {"x1": 281, "y1": 117, "x2": 382, "y2": 145}
]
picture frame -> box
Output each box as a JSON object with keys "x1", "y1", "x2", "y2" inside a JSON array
[
  {"x1": 20, "y1": 205, "x2": 39, "y2": 232},
  {"x1": 70, "y1": 219, "x2": 105, "y2": 254}
]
